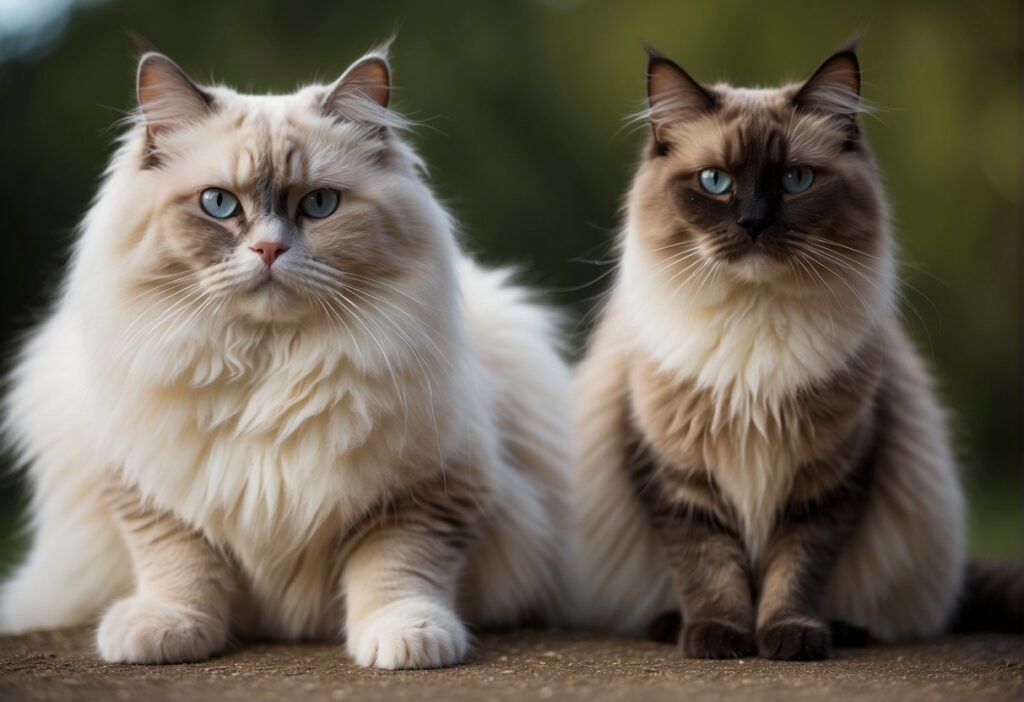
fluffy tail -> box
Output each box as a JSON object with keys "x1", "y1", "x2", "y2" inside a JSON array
[{"x1": 949, "y1": 559, "x2": 1024, "y2": 634}]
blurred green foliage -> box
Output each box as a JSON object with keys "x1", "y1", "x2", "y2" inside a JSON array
[{"x1": 0, "y1": 0, "x2": 1019, "y2": 566}]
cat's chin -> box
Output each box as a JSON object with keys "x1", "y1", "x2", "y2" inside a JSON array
[
  {"x1": 232, "y1": 283, "x2": 314, "y2": 324},
  {"x1": 726, "y1": 252, "x2": 788, "y2": 284}
]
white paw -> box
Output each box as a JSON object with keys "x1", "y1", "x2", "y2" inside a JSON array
[
  {"x1": 97, "y1": 596, "x2": 227, "y2": 664},
  {"x1": 347, "y1": 600, "x2": 469, "y2": 670}
]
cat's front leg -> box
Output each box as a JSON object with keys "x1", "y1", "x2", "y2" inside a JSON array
[
  {"x1": 342, "y1": 479, "x2": 478, "y2": 670},
  {"x1": 97, "y1": 480, "x2": 235, "y2": 664},
  {"x1": 661, "y1": 515, "x2": 757, "y2": 658},
  {"x1": 630, "y1": 457, "x2": 756, "y2": 659},
  {"x1": 756, "y1": 458, "x2": 870, "y2": 661}
]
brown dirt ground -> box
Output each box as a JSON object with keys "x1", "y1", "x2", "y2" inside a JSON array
[{"x1": 0, "y1": 627, "x2": 1021, "y2": 702}]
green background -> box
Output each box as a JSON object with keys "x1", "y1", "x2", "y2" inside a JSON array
[{"x1": 0, "y1": 0, "x2": 1019, "y2": 575}]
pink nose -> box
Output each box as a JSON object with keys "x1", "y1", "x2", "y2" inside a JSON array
[{"x1": 249, "y1": 242, "x2": 289, "y2": 266}]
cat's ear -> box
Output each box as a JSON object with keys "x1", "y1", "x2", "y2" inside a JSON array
[
  {"x1": 646, "y1": 46, "x2": 717, "y2": 143},
  {"x1": 793, "y1": 48, "x2": 861, "y2": 117},
  {"x1": 136, "y1": 52, "x2": 214, "y2": 136},
  {"x1": 322, "y1": 54, "x2": 391, "y2": 119}
]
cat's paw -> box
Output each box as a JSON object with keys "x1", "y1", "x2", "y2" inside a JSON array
[
  {"x1": 347, "y1": 600, "x2": 469, "y2": 670},
  {"x1": 680, "y1": 620, "x2": 757, "y2": 659},
  {"x1": 757, "y1": 619, "x2": 831, "y2": 660},
  {"x1": 97, "y1": 596, "x2": 227, "y2": 664}
]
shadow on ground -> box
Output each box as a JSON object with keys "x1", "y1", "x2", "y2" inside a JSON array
[{"x1": 0, "y1": 628, "x2": 1021, "y2": 701}]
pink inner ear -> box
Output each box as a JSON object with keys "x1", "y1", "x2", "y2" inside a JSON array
[
  {"x1": 136, "y1": 53, "x2": 212, "y2": 135},
  {"x1": 334, "y1": 58, "x2": 390, "y2": 110},
  {"x1": 355, "y1": 61, "x2": 390, "y2": 108}
]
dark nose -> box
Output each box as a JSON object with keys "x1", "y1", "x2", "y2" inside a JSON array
[
  {"x1": 736, "y1": 215, "x2": 774, "y2": 240},
  {"x1": 249, "y1": 241, "x2": 289, "y2": 266},
  {"x1": 736, "y1": 195, "x2": 776, "y2": 240}
]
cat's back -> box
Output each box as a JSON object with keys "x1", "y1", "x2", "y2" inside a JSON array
[
  {"x1": 455, "y1": 256, "x2": 570, "y2": 509},
  {"x1": 453, "y1": 257, "x2": 576, "y2": 625},
  {"x1": 456, "y1": 256, "x2": 569, "y2": 464}
]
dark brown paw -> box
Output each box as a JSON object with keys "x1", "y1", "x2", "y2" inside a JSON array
[
  {"x1": 680, "y1": 620, "x2": 757, "y2": 659},
  {"x1": 758, "y1": 620, "x2": 831, "y2": 660}
]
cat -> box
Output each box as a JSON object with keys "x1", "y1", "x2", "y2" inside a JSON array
[
  {"x1": 0, "y1": 46, "x2": 573, "y2": 670},
  {"x1": 571, "y1": 45, "x2": 1023, "y2": 660}
]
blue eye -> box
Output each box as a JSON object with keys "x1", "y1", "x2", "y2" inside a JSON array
[
  {"x1": 782, "y1": 166, "x2": 814, "y2": 194},
  {"x1": 200, "y1": 188, "x2": 239, "y2": 219},
  {"x1": 299, "y1": 189, "x2": 340, "y2": 219},
  {"x1": 699, "y1": 168, "x2": 733, "y2": 195}
]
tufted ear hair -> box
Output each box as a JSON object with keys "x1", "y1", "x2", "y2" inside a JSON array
[
  {"x1": 645, "y1": 44, "x2": 718, "y2": 145},
  {"x1": 322, "y1": 53, "x2": 391, "y2": 119},
  {"x1": 793, "y1": 46, "x2": 861, "y2": 118},
  {"x1": 136, "y1": 52, "x2": 214, "y2": 137}
]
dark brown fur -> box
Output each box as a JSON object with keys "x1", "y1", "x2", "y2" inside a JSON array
[
  {"x1": 951, "y1": 560, "x2": 1024, "y2": 634},
  {"x1": 626, "y1": 334, "x2": 883, "y2": 659}
]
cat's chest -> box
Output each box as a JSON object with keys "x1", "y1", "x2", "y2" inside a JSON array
[
  {"x1": 165, "y1": 361, "x2": 403, "y2": 486},
  {"x1": 629, "y1": 358, "x2": 815, "y2": 471},
  {"x1": 104, "y1": 342, "x2": 432, "y2": 543},
  {"x1": 628, "y1": 331, "x2": 880, "y2": 556},
  {"x1": 628, "y1": 360, "x2": 818, "y2": 556},
  {"x1": 187, "y1": 360, "x2": 388, "y2": 450},
  {"x1": 628, "y1": 282, "x2": 865, "y2": 402}
]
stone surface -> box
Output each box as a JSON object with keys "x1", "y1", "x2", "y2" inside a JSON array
[{"x1": 1, "y1": 628, "x2": 1022, "y2": 701}]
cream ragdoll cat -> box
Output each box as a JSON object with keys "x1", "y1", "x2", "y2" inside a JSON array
[{"x1": 0, "y1": 47, "x2": 571, "y2": 669}]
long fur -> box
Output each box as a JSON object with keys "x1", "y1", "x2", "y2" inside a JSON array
[
  {"x1": 572, "y1": 52, "x2": 968, "y2": 648},
  {"x1": 0, "y1": 50, "x2": 572, "y2": 669}
]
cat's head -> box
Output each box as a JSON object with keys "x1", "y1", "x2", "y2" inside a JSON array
[
  {"x1": 100, "y1": 47, "x2": 453, "y2": 327},
  {"x1": 624, "y1": 46, "x2": 888, "y2": 292}
]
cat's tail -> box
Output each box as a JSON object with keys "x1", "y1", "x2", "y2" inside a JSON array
[{"x1": 948, "y1": 559, "x2": 1024, "y2": 634}]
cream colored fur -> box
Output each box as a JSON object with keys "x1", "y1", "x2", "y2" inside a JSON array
[{"x1": 1, "y1": 51, "x2": 571, "y2": 669}]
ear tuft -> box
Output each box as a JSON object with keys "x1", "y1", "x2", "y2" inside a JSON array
[
  {"x1": 645, "y1": 46, "x2": 717, "y2": 145},
  {"x1": 793, "y1": 49, "x2": 861, "y2": 117},
  {"x1": 128, "y1": 31, "x2": 159, "y2": 58},
  {"x1": 136, "y1": 52, "x2": 214, "y2": 137}
]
